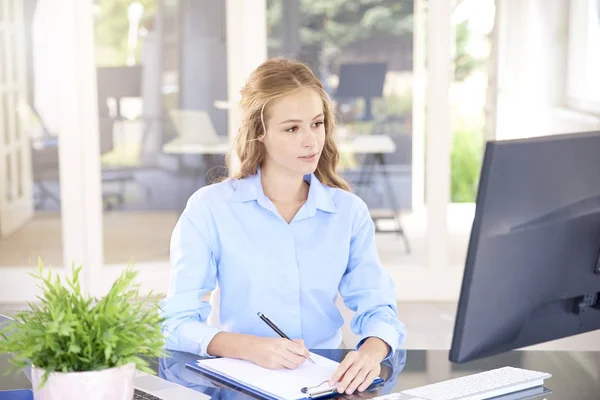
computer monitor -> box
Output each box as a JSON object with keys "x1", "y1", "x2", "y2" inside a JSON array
[
  {"x1": 334, "y1": 62, "x2": 387, "y2": 121},
  {"x1": 449, "y1": 130, "x2": 600, "y2": 364}
]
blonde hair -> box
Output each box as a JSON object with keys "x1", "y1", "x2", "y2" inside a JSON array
[{"x1": 228, "y1": 57, "x2": 351, "y2": 191}]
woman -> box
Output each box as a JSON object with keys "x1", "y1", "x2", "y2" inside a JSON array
[{"x1": 161, "y1": 57, "x2": 405, "y2": 394}]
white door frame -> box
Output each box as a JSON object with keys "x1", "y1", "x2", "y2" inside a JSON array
[
  {"x1": 397, "y1": 0, "x2": 456, "y2": 301},
  {"x1": 55, "y1": 0, "x2": 104, "y2": 295},
  {"x1": 0, "y1": 0, "x2": 103, "y2": 302},
  {"x1": 0, "y1": 0, "x2": 34, "y2": 239},
  {"x1": 225, "y1": 0, "x2": 267, "y2": 174}
]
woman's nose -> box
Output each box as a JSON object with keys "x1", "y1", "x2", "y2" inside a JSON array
[{"x1": 302, "y1": 129, "x2": 317, "y2": 148}]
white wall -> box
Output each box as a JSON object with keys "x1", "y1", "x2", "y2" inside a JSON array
[
  {"x1": 495, "y1": 0, "x2": 600, "y2": 140},
  {"x1": 406, "y1": 0, "x2": 600, "y2": 302}
]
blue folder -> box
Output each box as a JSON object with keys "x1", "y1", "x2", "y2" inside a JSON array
[
  {"x1": 0, "y1": 389, "x2": 33, "y2": 400},
  {"x1": 185, "y1": 361, "x2": 384, "y2": 400}
]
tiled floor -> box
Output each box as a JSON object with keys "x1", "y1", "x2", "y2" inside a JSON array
[{"x1": 0, "y1": 212, "x2": 178, "y2": 267}]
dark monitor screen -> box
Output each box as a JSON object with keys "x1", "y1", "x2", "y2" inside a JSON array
[{"x1": 450, "y1": 130, "x2": 600, "y2": 364}]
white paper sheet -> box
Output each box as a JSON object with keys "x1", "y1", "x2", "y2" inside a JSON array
[{"x1": 195, "y1": 353, "x2": 341, "y2": 400}]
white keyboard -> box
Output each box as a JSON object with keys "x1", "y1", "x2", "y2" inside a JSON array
[{"x1": 372, "y1": 366, "x2": 551, "y2": 400}]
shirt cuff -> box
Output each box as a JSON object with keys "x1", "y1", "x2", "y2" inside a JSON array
[
  {"x1": 356, "y1": 319, "x2": 403, "y2": 360},
  {"x1": 167, "y1": 319, "x2": 223, "y2": 358}
]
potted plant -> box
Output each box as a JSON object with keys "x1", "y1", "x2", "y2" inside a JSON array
[{"x1": 0, "y1": 260, "x2": 166, "y2": 400}]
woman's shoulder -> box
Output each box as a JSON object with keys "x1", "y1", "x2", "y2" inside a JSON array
[
  {"x1": 185, "y1": 178, "x2": 236, "y2": 209},
  {"x1": 324, "y1": 185, "x2": 369, "y2": 214},
  {"x1": 324, "y1": 187, "x2": 373, "y2": 237}
]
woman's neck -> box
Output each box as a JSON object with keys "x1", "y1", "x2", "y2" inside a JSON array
[{"x1": 260, "y1": 164, "x2": 308, "y2": 203}]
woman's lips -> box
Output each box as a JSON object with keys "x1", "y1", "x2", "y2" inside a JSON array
[{"x1": 299, "y1": 153, "x2": 318, "y2": 162}]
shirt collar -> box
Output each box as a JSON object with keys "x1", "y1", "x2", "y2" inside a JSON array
[
  {"x1": 230, "y1": 170, "x2": 262, "y2": 203},
  {"x1": 304, "y1": 173, "x2": 337, "y2": 214},
  {"x1": 231, "y1": 167, "x2": 337, "y2": 215}
]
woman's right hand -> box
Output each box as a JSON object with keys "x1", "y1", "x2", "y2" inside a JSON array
[{"x1": 247, "y1": 337, "x2": 310, "y2": 370}]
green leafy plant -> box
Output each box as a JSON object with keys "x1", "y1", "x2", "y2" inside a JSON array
[
  {"x1": 451, "y1": 128, "x2": 484, "y2": 203},
  {"x1": 0, "y1": 259, "x2": 166, "y2": 387}
]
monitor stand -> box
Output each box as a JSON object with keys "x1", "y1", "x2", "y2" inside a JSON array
[{"x1": 572, "y1": 293, "x2": 600, "y2": 315}]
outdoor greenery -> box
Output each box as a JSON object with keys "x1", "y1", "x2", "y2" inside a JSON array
[
  {"x1": 92, "y1": 0, "x2": 487, "y2": 203},
  {"x1": 267, "y1": 0, "x2": 413, "y2": 73},
  {"x1": 94, "y1": 0, "x2": 156, "y2": 66},
  {"x1": 372, "y1": 91, "x2": 413, "y2": 121},
  {"x1": 267, "y1": 0, "x2": 482, "y2": 81},
  {"x1": 0, "y1": 260, "x2": 165, "y2": 387},
  {"x1": 451, "y1": 128, "x2": 484, "y2": 203},
  {"x1": 95, "y1": 0, "x2": 482, "y2": 82},
  {"x1": 454, "y1": 20, "x2": 487, "y2": 82}
]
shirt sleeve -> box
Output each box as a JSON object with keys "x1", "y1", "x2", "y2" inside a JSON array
[
  {"x1": 338, "y1": 198, "x2": 406, "y2": 359},
  {"x1": 159, "y1": 201, "x2": 222, "y2": 357}
]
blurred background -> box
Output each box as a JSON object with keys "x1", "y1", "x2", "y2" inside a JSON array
[{"x1": 1, "y1": 0, "x2": 599, "y2": 351}]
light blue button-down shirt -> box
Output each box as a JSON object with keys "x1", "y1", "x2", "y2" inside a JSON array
[{"x1": 160, "y1": 169, "x2": 405, "y2": 358}]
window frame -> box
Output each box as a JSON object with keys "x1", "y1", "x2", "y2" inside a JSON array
[{"x1": 566, "y1": 0, "x2": 600, "y2": 115}]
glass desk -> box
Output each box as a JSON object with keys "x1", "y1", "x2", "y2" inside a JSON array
[{"x1": 3, "y1": 347, "x2": 598, "y2": 399}]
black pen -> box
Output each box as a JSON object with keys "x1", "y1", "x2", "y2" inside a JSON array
[{"x1": 257, "y1": 312, "x2": 316, "y2": 364}]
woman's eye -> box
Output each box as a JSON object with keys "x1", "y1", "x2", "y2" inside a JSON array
[
  {"x1": 286, "y1": 126, "x2": 298, "y2": 133},
  {"x1": 313, "y1": 121, "x2": 325, "y2": 128}
]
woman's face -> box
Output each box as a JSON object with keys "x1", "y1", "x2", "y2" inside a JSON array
[{"x1": 261, "y1": 88, "x2": 326, "y2": 177}]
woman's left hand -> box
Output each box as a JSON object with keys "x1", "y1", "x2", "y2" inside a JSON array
[{"x1": 328, "y1": 338, "x2": 389, "y2": 394}]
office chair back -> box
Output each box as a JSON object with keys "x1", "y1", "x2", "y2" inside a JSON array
[
  {"x1": 206, "y1": 284, "x2": 358, "y2": 348},
  {"x1": 16, "y1": 103, "x2": 47, "y2": 141},
  {"x1": 208, "y1": 284, "x2": 221, "y2": 328},
  {"x1": 169, "y1": 109, "x2": 221, "y2": 144},
  {"x1": 97, "y1": 66, "x2": 143, "y2": 104}
]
